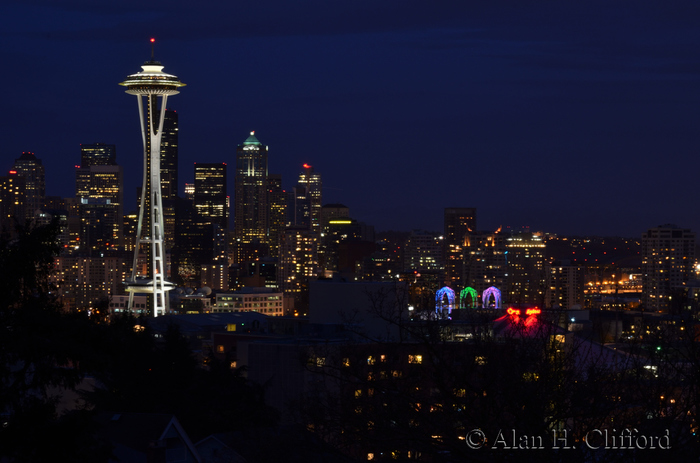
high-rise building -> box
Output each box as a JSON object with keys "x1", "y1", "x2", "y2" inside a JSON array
[
  {"x1": 463, "y1": 229, "x2": 508, "y2": 299},
  {"x1": 119, "y1": 44, "x2": 185, "y2": 316},
  {"x1": 194, "y1": 163, "x2": 228, "y2": 231},
  {"x1": 0, "y1": 171, "x2": 25, "y2": 234},
  {"x1": 505, "y1": 231, "x2": 546, "y2": 305},
  {"x1": 403, "y1": 230, "x2": 444, "y2": 274},
  {"x1": 278, "y1": 226, "x2": 318, "y2": 313},
  {"x1": 12, "y1": 152, "x2": 45, "y2": 222},
  {"x1": 233, "y1": 131, "x2": 269, "y2": 265},
  {"x1": 321, "y1": 204, "x2": 350, "y2": 231},
  {"x1": 642, "y1": 224, "x2": 696, "y2": 313},
  {"x1": 444, "y1": 208, "x2": 476, "y2": 290},
  {"x1": 80, "y1": 143, "x2": 116, "y2": 167},
  {"x1": 287, "y1": 185, "x2": 311, "y2": 228},
  {"x1": 234, "y1": 131, "x2": 268, "y2": 245},
  {"x1": 75, "y1": 144, "x2": 123, "y2": 251},
  {"x1": 159, "y1": 110, "x2": 179, "y2": 201},
  {"x1": 546, "y1": 260, "x2": 585, "y2": 310},
  {"x1": 52, "y1": 255, "x2": 128, "y2": 312},
  {"x1": 160, "y1": 110, "x2": 179, "y2": 252},
  {"x1": 297, "y1": 164, "x2": 322, "y2": 234},
  {"x1": 183, "y1": 183, "x2": 195, "y2": 201},
  {"x1": 267, "y1": 174, "x2": 286, "y2": 258}
]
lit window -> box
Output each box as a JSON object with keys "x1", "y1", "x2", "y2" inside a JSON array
[{"x1": 408, "y1": 355, "x2": 422, "y2": 364}]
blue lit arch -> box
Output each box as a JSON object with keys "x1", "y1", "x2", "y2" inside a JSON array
[
  {"x1": 482, "y1": 286, "x2": 502, "y2": 309},
  {"x1": 435, "y1": 286, "x2": 456, "y2": 314}
]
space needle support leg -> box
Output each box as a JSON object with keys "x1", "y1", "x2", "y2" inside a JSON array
[
  {"x1": 128, "y1": 94, "x2": 149, "y2": 314},
  {"x1": 150, "y1": 94, "x2": 169, "y2": 316}
]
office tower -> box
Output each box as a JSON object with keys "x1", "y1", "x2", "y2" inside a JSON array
[
  {"x1": 320, "y1": 217, "x2": 368, "y2": 273},
  {"x1": 0, "y1": 171, "x2": 25, "y2": 234},
  {"x1": 80, "y1": 143, "x2": 116, "y2": 167},
  {"x1": 52, "y1": 255, "x2": 128, "y2": 312},
  {"x1": 160, "y1": 110, "x2": 178, "y2": 251},
  {"x1": 119, "y1": 42, "x2": 185, "y2": 316},
  {"x1": 194, "y1": 163, "x2": 228, "y2": 230},
  {"x1": 444, "y1": 208, "x2": 476, "y2": 291},
  {"x1": 267, "y1": 174, "x2": 286, "y2": 258},
  {"x1": 278, "y1": 226, "x2": 318, "y2": 313},
  {"x1": 234, "y1": 131, "x2": 269, "y2": 264},
  {"x1": 546, "y1": 261, "x2": 585, "y2": 309},
  {"x1": 297, "y1": 163, "x2": 322, "y2": 233},
  {"x1": 403, "y1": 230, "x2": 444, "y2": 274},
  {"x1": 12, "y1": 152, "x2": 45, "y2": 222},
  {"x1": 463, "y1": 229, "x2": 508, "y2": 299},
  {"x1": 234, "y1": 131, "x2": 268, "y2": 242},
  {"x1": 183, "y1": 183, "x2": 195, "y2": 201},
  {"x1": 75, "y1": 144, "x2": 123, "y2": 251},
  {"x1": 642, "y1": 224, "x2": 696, "y2": 313},
  {"x1": 159, "y1": 110, "x2": 178, "y2": 201},
  {"x1": 505, "y1": 231, "x2": 546, "y2": 305},
  {"x1": 321, "y1": 203, "x2": 350, "y2": 230},
  {"x1": 287, "y1": 185, "x2": 311, "y2": 228}
]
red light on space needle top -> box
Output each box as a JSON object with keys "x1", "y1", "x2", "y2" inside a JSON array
[{"x1": 150, "y1": 38, "x2": 155, "y2": 43}]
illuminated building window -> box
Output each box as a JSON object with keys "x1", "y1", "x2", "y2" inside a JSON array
[{"x1": 408, "y1": 354, "x2": 422, "y2": 364}]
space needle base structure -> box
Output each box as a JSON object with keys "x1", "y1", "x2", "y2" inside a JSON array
[{"x1": 119, "y1": 41, "x2": 184, "y2": 317}]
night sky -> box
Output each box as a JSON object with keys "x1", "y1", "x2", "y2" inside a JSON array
[{"x1": 2, "y1": 1, "x2": 700, "y2": 237}]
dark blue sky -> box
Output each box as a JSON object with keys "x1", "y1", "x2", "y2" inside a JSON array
[{"x1": 2, "y1": 1, "x2": 700, "y2": 237}]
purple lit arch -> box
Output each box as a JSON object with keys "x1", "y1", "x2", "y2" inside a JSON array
[{"x1": 482, "y1": 286, "x2": 502, "y2": 309}]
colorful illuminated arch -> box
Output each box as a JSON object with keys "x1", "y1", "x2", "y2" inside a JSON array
[
  {"x1": 459, "y1": 287, "x2": 478, "y2": 309},
  {"x1": 435, "y1": 286, "x2": 456, "y2": 314},
  {"x1": 482, "y1": 286, "x2": 502, "y2": 309}
]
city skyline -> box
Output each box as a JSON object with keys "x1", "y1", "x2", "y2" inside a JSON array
[{"x1": 2, "y1": 1, "x2": 700, "y2": 237}]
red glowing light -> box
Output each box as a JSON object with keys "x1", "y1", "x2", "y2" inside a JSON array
[
  {"x1": 525, "y1": 308, "x2": 541, "y2": 316},
  {"x1": 8, "y1": 170, "x2": 16, "y2": 175},
  {"x1": 303, "y1": 163, "x2": 312, "y2": 169},
  {"x1": 507, "y1": 308, "x2": 520, "y2": 316},
  {"x1": 150, "y1": 38, "x2": 155, "y2": 43}
]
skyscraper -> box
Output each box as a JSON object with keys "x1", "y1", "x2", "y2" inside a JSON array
[
  {"x1": 444, "y1": 207, "x2": 476, "y2": 290},
  {"x1": 12, "y1": 152, "x2": 45, "y2": 222},
  {"x1": 0, "y1": 171, "x2": 25, "y2": 234},
  {"x1": 505, "y1": 231, "x2": 546, "y2": 305},
  {"x1": 160, "y1": 110, "x2": 178, "y2": 252},
  {"x1": 119, "y1": 42, "x2": 185, "y2": 316},
  {"x1": 642, "y1": 224, "x2": 696, "y2": 313},
  {"x1": 194, "y1": 163, "x2": 228, "y2": 230},
  {"x1": 159, "y1": 110, "x2": 179, "y2": 201},
  {"x1": 267, "y1": 174, "x2": 286, "y2": 258},
  {"x1": 463, "y1": 229, "x2": 507, "y2": 299},
  {"x1": 80, "y1": 143, "x2": 116, "y2": 167},
  {"x1": 278, "y1": 226, "x2": 318, "y2": 313},
  {"x1": 287, "y1": 185, "x2": 311, "y2": 228},
  {"x1": 75, "y1": 144, "x2": 123, "y2": 250},
  {"x1": 234, "y1": 131, "x2": 268, "y2": 263},
  {"x1": 297, "y1": 163, "x2": 322, "y2": 234}
]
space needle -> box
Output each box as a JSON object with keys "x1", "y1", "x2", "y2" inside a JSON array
[{"x1": 119, "y1": 39, "x2": 185, "y2": 316}]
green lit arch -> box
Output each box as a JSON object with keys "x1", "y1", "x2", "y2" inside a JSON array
[{"x1": 459, "y1": 287, "x2": 478, "y2": 309}]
